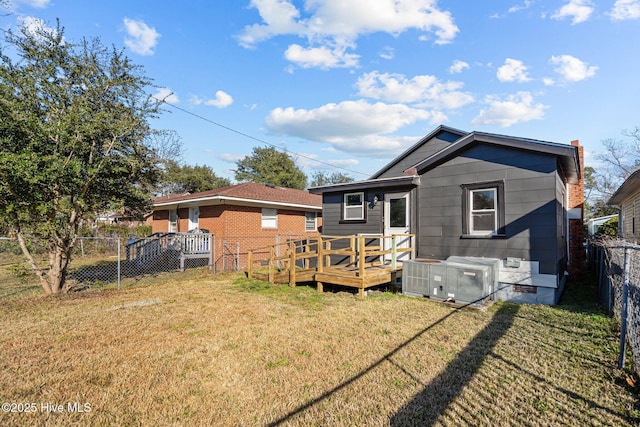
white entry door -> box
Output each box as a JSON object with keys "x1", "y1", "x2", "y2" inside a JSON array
[
  {"x1": 384, "y1": 192, "x2": 411, "y2": 262},
  {"x1": 188, "y1": 207, "x2": 200, "y2": 231}
]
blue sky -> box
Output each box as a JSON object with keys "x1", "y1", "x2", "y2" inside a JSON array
[{"x1": 3, "y1": 0, "x2": 640, "y2": 182}]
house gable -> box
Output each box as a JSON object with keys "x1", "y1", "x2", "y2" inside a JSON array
[
  {"x1": 411, "y1": 132, "x2": 580, "y2": 184},
  {"x1": 371, "y1": 125, "x2": 467, "y2": 179}
]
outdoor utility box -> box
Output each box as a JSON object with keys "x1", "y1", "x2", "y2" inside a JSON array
[
  {"x1": 444, "y1": 262, "x2": 492, "y2": 304},
  {"x1": 446, "y1": 256, "x2": 500, "y2": 303},
  {"x1": 402, "y1": 260, "x2": 435, "y2": 297},
  {"x1": 428, "y1": 263, "x2": 452, "y2": 300},
  {"x1": 403, "y1": 257, "x2": 497, "y2": 306}
]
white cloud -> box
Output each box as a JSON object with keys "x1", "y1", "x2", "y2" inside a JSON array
[
  {"x1": 355, "y1": 71, "x2": 474, "y2": 110},
  {"x1": 295, "y1": 153, "x2": 360, "y2": 171},
  {"x1": 238, "y1": 0, "x2": 459, "y2": 69},
  {"x1": 472, "y1": 92, "x2": 547, "y2": 127},
  {"x1": 152, "y1": 87, "x2": 179, "y2": 104},
  {"x1": 123, "y1": 18, "x2": 160, "y2": 56},
  {"x1": 265, "y1": 100, "x2": 439, "y2": 156},
  {"x1": 284, "y1": 43, "x2": 359, "y2": 69},
  {"x1": 497, "y1": 58, "x2": 532, "y2": 83},
  {"x1": 11, "y1": 0, "x2": 51, "y2": 8},
  {"x1": 218, "y1": 153, "x2": 245, "y2": 163},
  {"x1": 490, "y1": 0, "x2": 533, "y2": 19},
  {"x1": 379, "y1": 46, "x2": 395, "y2": 60},
  {"x1": 190, "y1": 91, "x2": 234, "y2": 108},
  {"x1": 16, "y1": 16, "x2": 60, "y2": 42},
  {"x1": 551, "y1": 0, "x2": 594, "y2": 25},
  {"x1": 508, "y1": 0, "x2": 533, "y2": 14},
  {"x1": 449, "y1": 60, "x2": 470, "y2": 74},
  {"x1": 549, "y1": 55, "x2": 598, "y2": 83},
  {"x1": 610, "y1": 0, "x2": 640, "y2": 20}
]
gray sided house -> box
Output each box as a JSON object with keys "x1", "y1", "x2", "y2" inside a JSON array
[{"x1": 309, "y1": 126, "x2": 584, "y2": 305}]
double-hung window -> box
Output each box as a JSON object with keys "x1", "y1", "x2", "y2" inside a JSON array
[
  {"x1": 343, "y1": 192, "x2": 365, "y2": 221},
  {"x1": 261, "y1": 208, "x2": 277, "y2": 229},
  {"x1": 305, "y1": 212, "x2": 317, "y2": 231},
  {"x1": 470, "y1": 188, "x2": 497, "y2": 234},
  {"x1": 462, "y1": 181, "x2": 505, "y2": 237}
]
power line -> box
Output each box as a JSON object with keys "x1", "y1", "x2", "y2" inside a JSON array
[{"x1": 163, "y1": 101, "x2": 371, "y2": 178}]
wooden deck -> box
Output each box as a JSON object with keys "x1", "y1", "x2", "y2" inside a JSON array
[{"x1": 247, "y1": 234, "x2": 414, "y2": 298}]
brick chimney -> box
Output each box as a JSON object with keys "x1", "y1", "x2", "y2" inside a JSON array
[{"x1": 568, "y1": 140, "x2": 585, "y2": 279}]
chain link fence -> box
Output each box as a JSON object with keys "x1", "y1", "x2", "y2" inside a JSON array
[
  {"x1": 0, "y1": 233, "x2": 308, "y2": 296},
  {"x1": 588, "y1": 238, "x2": 640, "y2": 373}
]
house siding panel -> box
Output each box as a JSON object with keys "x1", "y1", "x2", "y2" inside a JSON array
[
  {"x1": 417, "y1": 144, "x2": 561, "y2": 275},
  {"x1": 620, "y1": 188, "x2": 640, "y2": 243},
  {"x1": 321, "y1": 191, "x2": 383, "y2": 236}
]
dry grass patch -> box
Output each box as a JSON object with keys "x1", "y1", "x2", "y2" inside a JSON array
[{"x1": 0, "y1": 271, "x2": 638, "y2": 426}]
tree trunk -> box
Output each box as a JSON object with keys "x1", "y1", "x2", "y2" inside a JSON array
[
  {"x1": 47, "y1": 245, "x2": 70, "y2": 294},
  {"x1": 16, "y1": 231, "x2": 71, "y2": 295}
]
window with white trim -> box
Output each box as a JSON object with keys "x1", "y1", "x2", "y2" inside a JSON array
[
  {"x1": 470, "y1": 188, "x2": 497, "y2": 234},
  {"x1": 461, "y1": 181, "x2": 505, "y2": 237},
  {"x1": 261, "y1": 208, "x2": 277, "y2": 229},
  {"x1": 305, "y1": 212, "x2": 317, "y2": 231},
  {"x1": 343, "y1": 192, "x2": 365, "y2": 221}
]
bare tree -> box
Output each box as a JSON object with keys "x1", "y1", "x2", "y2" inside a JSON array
[
  {"x1": 147, "y1": 129, "x2": 184, "y2": 167},
  {"x1": 587, "y1": 127, "x2": 640, "y2": 217}
]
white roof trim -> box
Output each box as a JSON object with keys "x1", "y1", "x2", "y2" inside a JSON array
[{"x1": 154, "y1": 195, "x2": 321, "y2": 211}]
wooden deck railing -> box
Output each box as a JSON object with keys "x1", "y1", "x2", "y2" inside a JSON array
[
  {"x1": 126, "y1": 232, "x2": 213, "y2": 270},
  {"x1": 246, "y1": 234, "x2": 415, "y2": 285}
]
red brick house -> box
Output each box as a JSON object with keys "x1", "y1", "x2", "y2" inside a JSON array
[{"x1": 150, "y1": 183, "x2": 322, "y2": 270}]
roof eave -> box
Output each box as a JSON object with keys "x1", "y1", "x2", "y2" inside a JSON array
[
  {"x1": 309, "y1": 175, "x2": 420, "y2": 194},
  {"x1": 411, "y1": 131, "x2": 580, "y2": 182},
  {"x1": 154, "y1": 195, "x2": 321, "y2": 211},
  {"x1": 608, "y1": 169, "x2": 640, "y2": 205}
]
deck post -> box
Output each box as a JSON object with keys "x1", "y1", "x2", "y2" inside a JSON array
[
  {"x1": 350, "y1": 236, "x2": 356, "y2": 265},
  {"x1": 358, "y1": 287, "x2": 365, "y2": 299},
  {"x1": 391, "y1": 235, "x2": 397, "y2": 269},
  {"x1": 317, "y1": 236, "x2": 324, "y2": 273},
  {"x1": 247, "y1": 250, "x2": 253, "y2": 279},
  {"x1": 325, "y1": 241, "x2": 331, "y2": 268},
  {"x1": 208, "y1": 234, "x2": 213, "y2": 271},
  {"x1": 289, "y1": 241, "x2": 296, "y2": 287},
  {"x1": 358, "y1": 235, "x2": 365, "y2": 277},
  {"x1": 268, "y1": 246, "x2": 275, "y2": 283},
  {"x1": 317, "y1": 281, "x2": 323, "y2": 293}
]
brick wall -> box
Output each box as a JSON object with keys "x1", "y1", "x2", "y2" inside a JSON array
[
  {"x1": 568, "y1": 140, "x2": 585, "y2": 279},
  {"x1": 149, "y1": 204, "x2": 321, "y2": 270}
]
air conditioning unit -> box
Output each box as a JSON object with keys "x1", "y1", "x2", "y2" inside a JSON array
[
  {"x1": 402, "y1": 260, "x2": 432, "y2": 297},
  {"x1": 403, "y1": 257, "x2": 498, "y2": 305}
]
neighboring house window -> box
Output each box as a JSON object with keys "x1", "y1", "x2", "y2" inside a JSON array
[
  {"x1": 305, "y1": 212, "x2": 317, "y2": 231},
  {"x1": 168, "y1": 209, "x2": 177, "y2": 232},
  {"x1": 262, "y1": 208, "x2": 277, "y2": 229},
  {"x1": 188, "y1": 207, "x2": 200, "y2": 231},
  {"x1": 343, "y1": 192, "x2": 365, "y2": 221},
  {"x1": 461, "y1": 182, "x2": 505, "y2": 236}
]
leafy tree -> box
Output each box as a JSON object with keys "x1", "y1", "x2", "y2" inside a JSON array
[
  {"x1": 161, "y1": 160, "x2": 231, "y2": 194},
  {"x1": 309, "y1": 171, "x2": 354, "y2": 187},
  {"x1": 234, "y1": 146, "x2": 307, "y2": 190},
  {"x1": 595, "y1": 217, "x2": 618, "y2": 237},
  {"x1": 0, "y1": 22, "x2": 160, "y2": 294}
]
